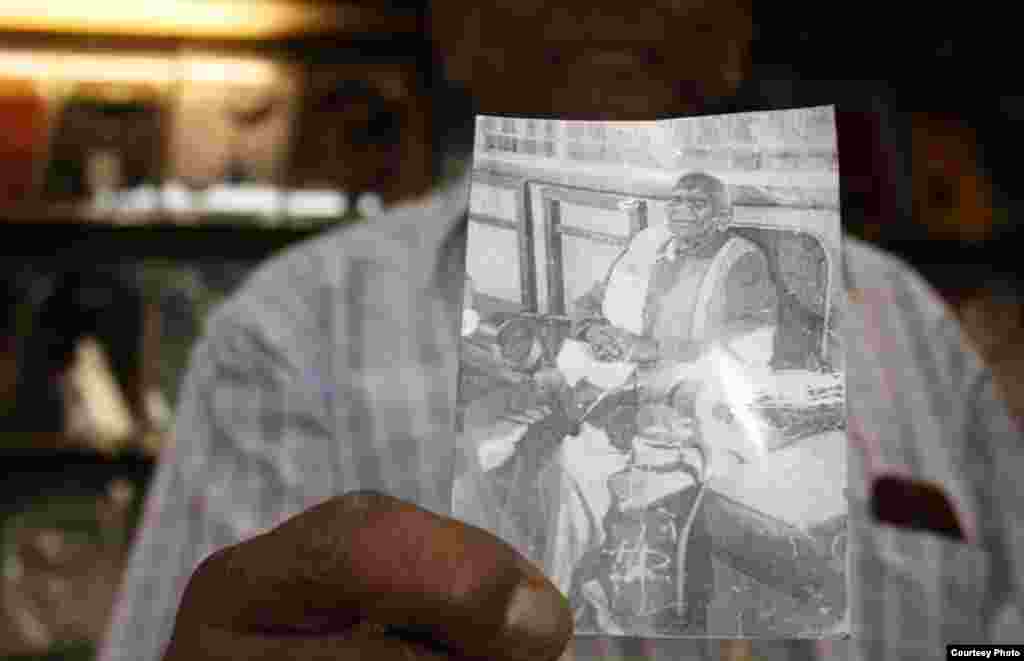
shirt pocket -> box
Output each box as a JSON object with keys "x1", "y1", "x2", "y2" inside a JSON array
[{"x1": 848, "y1": 507, "x2": 992, "y2": 657}]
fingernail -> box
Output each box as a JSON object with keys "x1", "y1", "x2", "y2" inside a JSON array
[{"x1": 502, "y1": 576, "x2": 572, "y2": 660}]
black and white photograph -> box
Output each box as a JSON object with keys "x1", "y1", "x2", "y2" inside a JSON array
[{"x1": 453, "y1": 106, "x2": 847, "y2": 639}]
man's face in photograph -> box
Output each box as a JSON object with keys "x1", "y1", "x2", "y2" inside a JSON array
[{"x1": 666, "y1": 184, "x2": 720, "y2": 242}]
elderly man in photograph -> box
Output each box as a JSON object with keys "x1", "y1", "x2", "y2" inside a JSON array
[
  {"x1": 572, "y1": 171, "x2": 778, "y2": 373},
  {"x1": 531, "y1": 172, "x2": 772, "y2": 635},
  {"x1": 532, "y1": 170, "x2": 842, "y2": 636}
]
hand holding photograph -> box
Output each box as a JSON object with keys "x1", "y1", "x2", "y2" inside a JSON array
[{"x1": 452, "y1": 107, "x2": 846, "y2": 640}]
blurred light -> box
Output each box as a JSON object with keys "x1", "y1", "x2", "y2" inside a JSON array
[
  {"x1": 0, "y1": 51, "x2": 175, "y2": 84},
  {"x1": 204, "y1": 184, "x2": 283, "y2": 215},
  {"x1": 0, "y1": 0, "x2": 351, "y2": 39},
  {"x1": 461, "y1": 308, "x2": 480, "y2": 337},
  {"x1": 0, "y1": 51, "x2": 285, "y2": 87},
  {"x1": 119, "y1": 186, "x2": 168, "y2": 214},
  {"x1": 356, "y1": 191, "x2": 383, "y2": 217},
  {"x1": 118, "y1": 184, "x2": 349, "y2": 220},
  {"x1": 179, "y1": 55, "x2": 281, "y2": 86},
  {"x1": 709, "y1": 342, "x2": 766, "y2": 459},
  {"x1": 286, "y1": 190, "x2": 348, "y2": 217}
]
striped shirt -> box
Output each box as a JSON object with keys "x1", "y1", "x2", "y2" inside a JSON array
[{"x1": 98, "y1": 175, "x2": 1023, "y2": 661}]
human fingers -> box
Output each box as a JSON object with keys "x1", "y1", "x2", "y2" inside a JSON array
[
  {"x1": 588, "y1": 325, "x2": 616, "y2": 345},
  {"x1": 601, "y1": 333, "x2": 626, "y2": 360},
  {"x1": 167, "y1": 491, "x2": 573, "y2": 661},
  {"x1": 534, "y1": 366, "x2": 568, "y2": 394}
]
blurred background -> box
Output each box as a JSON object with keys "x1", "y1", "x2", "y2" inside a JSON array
[{"x1": 0, "y1": 0, "x2": 1019, "y2": 658}]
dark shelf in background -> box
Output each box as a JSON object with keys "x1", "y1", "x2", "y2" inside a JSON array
[
  {"x1": 0, "y1": 217, "x2": 333, "y2": 261},
  {"x1": 0, "y1": 447, "x2": 155, "y2": 513},
  {"x1": 0, "y1": 29, "x2": 430, "y2": 65},
  {"x1": 1, "y1": 218, "x2": 1019, "y2": 282},
  {"x1": 0, "y1": 446, "x2": 154, "y2": 474}
]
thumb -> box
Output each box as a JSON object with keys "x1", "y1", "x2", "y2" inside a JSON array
[{"x1": 172, "y1": 492, "x2": 573, "y2": 661}]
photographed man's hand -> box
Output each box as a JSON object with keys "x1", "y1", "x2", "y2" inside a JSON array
[
  {"x1": 588, "y1": 325, "x2": 660, "y2": 363},
  {"x1": 585, "y1": 325, "x2": 627, "y2": 362},
  {"x1": 658, "y1": 337, "x2": 704, "y2": 364},
  {"x1": 163, "y1": 491, "x2": 573, "y2": 661}
]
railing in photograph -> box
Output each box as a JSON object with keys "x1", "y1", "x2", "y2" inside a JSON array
[
  {"x1": 539, "y1": 184, "x2": 648, "y2": 317},
  {"x1": 468, "y1": 168, "x2": 538, "y2": 313}
]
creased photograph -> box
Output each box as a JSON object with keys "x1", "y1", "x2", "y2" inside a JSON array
[{"x1": 453, "y1": 106, "x2": 846, "y2": 639}]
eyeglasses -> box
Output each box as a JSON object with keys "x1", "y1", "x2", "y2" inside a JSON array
[{"x1": 667, "y1": 194, "x2": 712, "y2": 216}]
